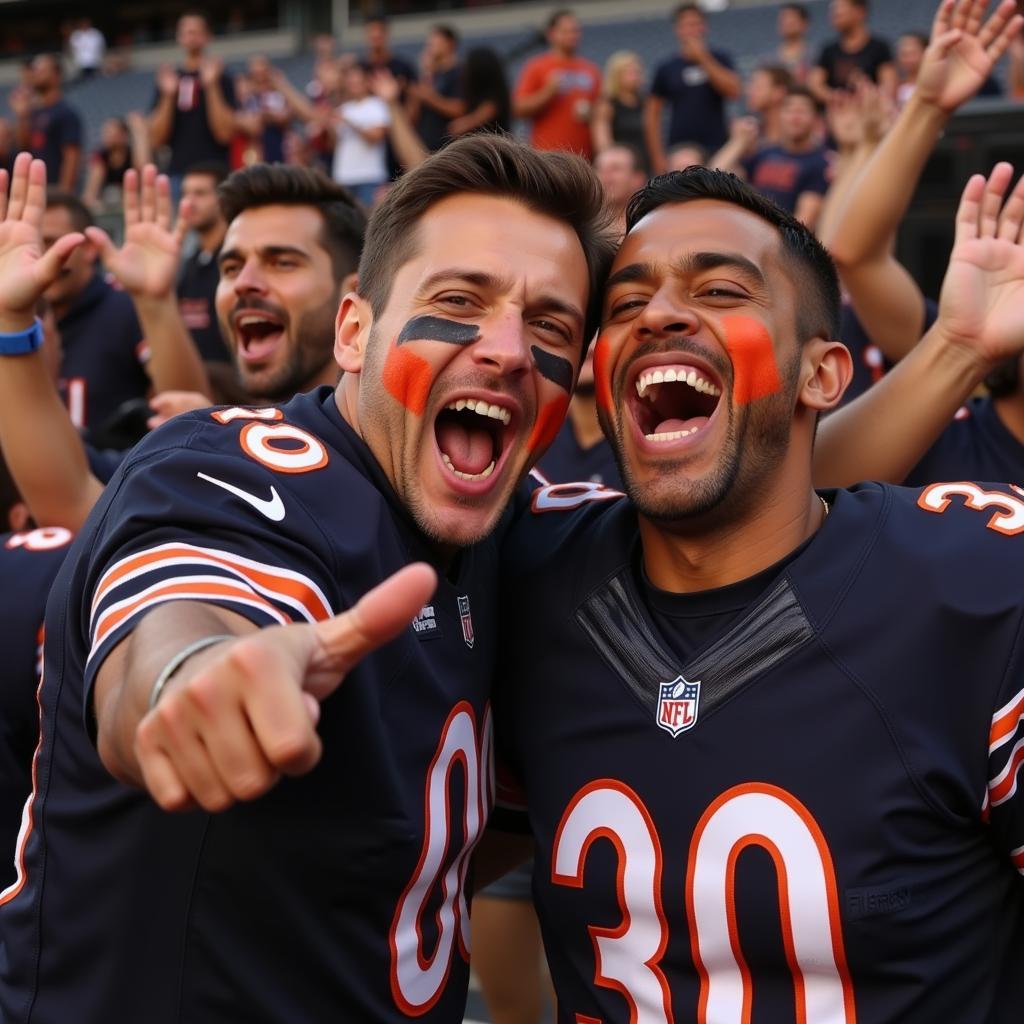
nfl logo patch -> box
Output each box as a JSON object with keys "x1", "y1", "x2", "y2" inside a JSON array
[
  {"x1": 656, "y1": 676, "x2": 700, "y2": 737},
  {"x1": 457, "y1": 595, "x2": 474, "y2": 649}
]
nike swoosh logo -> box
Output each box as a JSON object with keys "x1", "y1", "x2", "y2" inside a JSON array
[{"x1": 197, "y1": 472, "x2": 286, "y2": 522}]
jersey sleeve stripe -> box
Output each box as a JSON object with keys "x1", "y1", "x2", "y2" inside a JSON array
[
  {"x1": 1011, "y1": 845, "x2": 1024, "y2": 876},
  {"x1": 989, "y1": 735, "x2": 1024, "y2": 807},
  {"x1": 92, "y1": 542, "x2": 333, "y2": 623},
  {"x1": 991, "y1": 685, "x2": 1024, "y2": 753}
]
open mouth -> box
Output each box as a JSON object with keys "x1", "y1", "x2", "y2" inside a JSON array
[
  {"x1": 234, "y1": 312, "x2": 286, "y2": 363},
  {"x1": 433, "y1": 396, "x2": 514, "y2": 485},
  {"x1": 629, "y1": 363, "x2": 722, "y2": 444}
]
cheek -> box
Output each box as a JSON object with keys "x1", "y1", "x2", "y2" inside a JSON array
[
  {"x1": 722, "y1": 315, "x2": 783, "y2": 406},
  {"x1": 593, "y1": 334, "x2": 614, "y2": 416},
  {"x1": 382, "y1": 341, "x2": 435, "y2": 416},
  {"x1": 527, "y1": 395, "x2": 571, "y2": 455}
]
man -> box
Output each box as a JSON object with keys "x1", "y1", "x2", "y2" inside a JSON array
[
  {"x1": 744, "y1": 64, "x2": 794, "y2": 145},
  {"x1": 148, "y1": 13, "x2": 237, "y2": 188},
  {"x1": 810, "y1": 0, "x2": 897, "y2": 102},
  {"x1": 593, "y1": 143, "x2": 646, "y2": 236},
  {"x1": 412, "y1": 24, "x2": 465, "y2": 153},
  {"x1": 10, "y1": 54, "x2": 81, "y2": 190},
  {"x1": 513, "y1": 9, "x2": 601, "y2": 159},
  {"x1": 491, "y1": 164, "x2": 1024, "y2": 1022},
  {"x1": 361, "y1": 14, "x2": 418, "y2": 180},
  {"x1": 0, "y1": 133, "x2": 614, "y2": 1023},
  {"x1": 775, "y1": 2, "x2": 812, "y2": 81},
  {"x1": 176, "y1": 162, "x2": 230, "y2": 368},
  {"x1": 68, "y1": 17, "x2": 105, "y2": 81},
  {"x1": 645, "y1": 4, "x2": 741, "y2": 174}
]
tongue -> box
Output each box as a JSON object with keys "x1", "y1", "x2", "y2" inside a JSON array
[
  {"x1": 655, "y1": 416, "x2": 708, "y2": 434},
  {"x1": 437, "y1": 420, "x2": 494, "y2": 476},
  {"x1": 243, "y1": 330, "x2": 283, "y2": 361}
]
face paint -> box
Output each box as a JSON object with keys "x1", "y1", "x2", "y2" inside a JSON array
[
  {"x1": 397, "y1": 315, "x2": 480, "y2": 346},
  {"x1": 721, "y1": 315, "x2": 782, "y2": 405},
  {"x1": 530, "y1": 346, "x2": 574, "y2": 393},
  {"x1": 382, "y1": 340, "x2": 433, "y2": 415},
  {"x1": 592, "y1": 334, "x2": 614, "y2": 416},
  {"x1": 527, "y1": 395, "x2": 571, "y2": 454}
]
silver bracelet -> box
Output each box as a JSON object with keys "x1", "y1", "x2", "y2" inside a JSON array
[{"x1": 147, "y1": 634, "x2": 235, "y2": 711}]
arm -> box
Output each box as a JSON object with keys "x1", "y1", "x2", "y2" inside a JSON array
[
  {"x1": 814, "y1": 164, "x2": 1024, "y2": 486},
  {"x1": 147, "y1": 67, "x2": 178, "y2": 150},
  {"x1": 876, "y1": 60, "x2": 899, "y2": 99},
  {"x1": 95, "y1": 564, "x2": 435, "y2": 809},
  {"x1": 412, "y1": 72, "x2": 466, "y2": 120},
  {"x1": 57, "y1": 145, "x2": 80, "y2": 192},
  {"x1": 200, "y1": 60, "x2": 236, "y2": 146},
  {"x1": 512, "y1": 66, "x2": 560, "y2": 119},
  {"x1": 86, "y1": 166, "x2": 210, "y2": 397},
  {"x1": 0, "y1": 153, "x2": 105, "y2": 528},
  {"x1": 125, "y1": 111, "x2": 152, "y2": 169},
  {"x1": 448, "y1": 100, "x2": 498, "y2": 137},
  {"x1": 825, "y1": 0, "x2": 1022, "y2": 363},
  {"x1": 793, "y1": 190, "x2": 824, "y2": 232},
  {"x1": 708, "y1": 116, "x2": 759, "y2": 173},
  {"x1": 689, "y1": 44, "x2": 741, "y2": 100},
  {"x1": 644, "y1": 93, "x2": 667, "y2": 176},
  {"x1": 372, "y1": 70, "x2": 428, "y2": 171},
  {"x1": 807, "y1": 64, "x2": 831, "y2": 105},
  {"x1": 270, "y1": 68, "x2": 317, "y2": 122},
  {"x1": 590, "y1": 96, "x2": 614, "y2": 153},
  {"x1": 81, "y1": 157, "x2": 105, "y2": 209}
]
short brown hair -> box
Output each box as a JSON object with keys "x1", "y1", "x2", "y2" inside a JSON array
[
  {"x1": 357, "y1": 133, "x2": 615, "y2": 341},
  {"x1": 217, "y1": 164, "x2": 366, "y2": 282}
]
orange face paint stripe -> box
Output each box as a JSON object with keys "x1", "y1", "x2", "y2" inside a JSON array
[
  {"x1": 527, "y1": 396, "x2": 570, "y2": 454},
  {"x1": 593, "y1": 334, "x2": 613, "y2": 416},
  {"x1": 722, "y1": 315, "x2": 782, "y2": 405},
  {"x1": 382, "y1": 343, "x2": 434, "y2": 416}
]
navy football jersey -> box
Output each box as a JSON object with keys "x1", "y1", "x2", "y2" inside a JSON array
[
  {"x1": 0, "y1": 528, "x2": 72, "y2": 891},
  {"x1": 0, "y1": 387, "x2": 496, "y2": 1023},
  {"x1": 537, "y1": 419, "x2": 623, "y2": 490},
  {"x1": 494, "y1": 481, "x2": 1024, "y2": 1023},
  {"x1": 904, "y1": 396, "x2": 1024, "y2": 487}
]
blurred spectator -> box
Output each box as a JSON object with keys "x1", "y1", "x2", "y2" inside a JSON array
[
  {"x1": 361, "y1": 15, "x2": 417, "y2": 179},
  {"x1": 594, "y1": 144, "x2": 646, "y2": 236},
  {"x1": 513, "y1": 9, "x2": 601, "y2": 158},
  {"x1": 448, "y1": 47, "x2": 510, "y2": 136},
  {"x1": 306, "y1": 33, "x2": 337, "y2": 101},
  {"x1": 592, "y1": 50, "x2": 650, "y2": 172},
  {"x1": 148, "y1": 13, "x2": 238, "y2": 190},
  {"x1": 177, "y1": 162, "x2": 231, "y2": 375},
  {"x1": 304, "y1": 58, "x2": 345, "y2": 172},
  {"x1": 412, "y1": 25, "x2": 466, "y2": 152},
  {"x1": 745, "y1": 64, "x2": 793, "y2": 145},
  {"x1": 809, "y1": 0, "x2": 897, "y2": 102},
  {"x1": 331, "y1": 62, "x2": 390, "y2": 208},
  {"x1": 68, "y1": 17, "x2": 105, "y2": 82},
  {"x1": 241, "y1": 56, "x2": 292, "y2": 165},
  {"x1": 0, "y1": 119, "x2": 15, "y2": 176},
  {"x1": 895, "y1": 31, "x2": 929, "y2": 106},
  {"x1": 11, "y1": 55, "x2": 82, "y2": 190},
  {"x1": 775, "y1": 3, "x2": 812, "y2": 82},
  {"x1": 82, "y1": 114, "x2": 150, "y2": 211},
  {"x1": 371, "y1": 69, "x2": 429, "y2": 173},
  {"x1": 665, "y1": 140, "x2": 708, "y2": 171},
  {"x1": 645, "y1": 3, "x2": 741, "y2": 173}
]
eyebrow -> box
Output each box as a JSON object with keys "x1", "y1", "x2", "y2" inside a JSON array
[
  {"x1": 605, "y1": 251, "x2": 767, "y2": 293},
  {"x1": 418, "y1": 267, "x2": 585, "y2": 327},
  {"x1": 218, "y1": 244, "x2": 312, "y2": 268}
]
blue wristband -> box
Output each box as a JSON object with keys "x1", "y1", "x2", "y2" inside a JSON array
[{"x1": 0, "y1": 318, "x2": 44, "y2": 356}]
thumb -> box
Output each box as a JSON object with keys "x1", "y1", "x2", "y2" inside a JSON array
[
  {"x1": 930, "y1": 28, "x2": 963, "y2": 59},
  {"x1": 83, "y1": 225, "x2": 117, "y2": 267},
  {"x1": 307, "y1": 562, "x2": 438, "y2": 692},
  {"x1": 33, "y1": 231, "x2": 86, "y2": 286}
]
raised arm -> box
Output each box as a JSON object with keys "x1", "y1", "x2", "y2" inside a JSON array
[
  {"x1": 644, "y1": 93, "x2": 667, "y2": 176},
  {"x1": 815, "y1": 163, "x2": 1024, "y2": 486},
  {"x1": 147, "y1": 65, "x2": 179, "y2": 151},
  {"x1": 85, "y1": 166, "x2": 210, "y2": 398},
  {"x1": 200, "y1": 58, "x2": 236, "y2": 146},
  {"x1": 372, "y1": 69, "x2": 428, "y2": 172},
  {"x1": 824, "y1": 0, "x2": 1022, "y2": 362},
  {"x1": 0, "y1": 153, "x2": 104, "y2": 528}
]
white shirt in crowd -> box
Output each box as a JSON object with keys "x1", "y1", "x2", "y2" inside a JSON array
[
  {"x1": 332, "y1": 96, "x2": 391, "y2": 186},
  {"x1": 70, "y1": 27, "x2": 106, "y2": 72}
]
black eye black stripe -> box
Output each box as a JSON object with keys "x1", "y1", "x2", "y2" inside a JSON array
[
  {"x1": 397, "y1": 315, "x2": 480, "y2": 346},
  {"x1": 531, "y1": 346, "x2": 574, "y2": 393}
]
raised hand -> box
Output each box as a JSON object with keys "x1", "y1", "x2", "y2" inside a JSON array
[
  {"x1": 371, "y1": 67, "x2": 401, "y2": 105},
  {"x1": 0, "y1": 153, "x2": 85, "y2": 329},
  {"x1": 156, "y1": 63, "x2": 179, "y2": 97},
  {"x1": 85, "y1": 166, "x2": 187, "y2": 300},
  {"x1": 200, "y1": 56, "x2": 224, "y2": 88},
  {"x1": 936, "y1": 162, "x2": 1024, "y2": 366},
  {"x1": 916, "y1": 0, "x2": 1022, "y2": 113},
  {"x1": 133, "y1": 562, "x2": 438, "y2": 812},
  {"x1": 147, "y1": 390, "x2": 211, "y2": 429}
]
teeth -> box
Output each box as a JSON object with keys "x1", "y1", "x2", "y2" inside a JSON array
[
  {"x1": 441, "y1": 452, "x2": 496, "y2": 480},
  {"x1": 444, "y1": 398, "x2": 511, "y2": 426},
  {"x1": 237, "y1": 315, "x2": 279, "y2": 328},
  {"x1": 635, "y1": 367, "x2": 721, "y2": 399},
  {"x1": 645, "y1": 427, "x2": 699, "y2": 442}
]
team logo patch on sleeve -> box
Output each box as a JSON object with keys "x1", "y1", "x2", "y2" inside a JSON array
[
  {"x1": 458, "y1": 595, "x2": 474, "y2": 649},
  {"x1": 656, "y1": 676, "x2": 700, "y2": 737}
]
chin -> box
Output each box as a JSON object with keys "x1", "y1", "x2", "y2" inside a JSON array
[{"x1": 413, "y1": 502, "x2": 504, "y2": 550}]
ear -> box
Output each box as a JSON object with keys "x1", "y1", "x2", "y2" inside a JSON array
[
  {"x1": 798, "y1": 338, "x2": 852, "y2": 413},
  {"x1": 335, "y1": 291, "x2": 371, "y2": 373}
]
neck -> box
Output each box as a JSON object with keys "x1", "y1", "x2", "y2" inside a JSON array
[
  {"x1": 568, "y1": 392, "x2": 604, "y2": 450},
  {"x1": 307, "y1": 359, "x2": 342, "y2": 393},
  {"x1": 639, "y1": 458, "x2": 822, "y2": 593},
  {"x1": 38, "y1": 85, "x2": 59, "y2": 104},
  {"x1": 783, "y1": 133, "x2": 813, "y2": 153},
  {"x1": 760, "y1": 108, "x2": 782, "y2": 143},
  {"x1": 993, "y1": 392, "x2": 1024, "y2": 446},
  {"x1": 182, "y1": 52, "x2": 203, "y2": 71},
  {"x1": 841, "y1": 25, "x2": 868, "y2": 47}
]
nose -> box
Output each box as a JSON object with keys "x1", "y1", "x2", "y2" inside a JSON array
[
  {"x1": 232, "y1": 258, "x2": 268, "y2": 297},
  {"x1": 635, "y1": 288, "x2": 701, "y2": 340},
  {"x1": 469, "y1": 311, "x2": 532, "y2": 378}
]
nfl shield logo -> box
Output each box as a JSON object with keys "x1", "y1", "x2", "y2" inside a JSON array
[
  {"x1": 656, "y1": 676, "x2": 700, "y2": 737},
  {"x1": 457, "y1": 595, "x2": 474, "y2": 649}
]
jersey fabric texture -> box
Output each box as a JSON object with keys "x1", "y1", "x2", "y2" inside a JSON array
[
  {"x1": 514, "y1": 53, "x2": 601, "y2": 158},
  {"x1": 0, "y1": 529, "x2": 72, "y2": 892},
  {"x1": 743, "y1": 143, "x2": 830, "y2": 214},
  {"x1": 904, "y1": 395, "x2": 1024, "y2": 487},
  {"x1": 0, "y1": 387, "x2": 496, "y2": 1023},
  {"x1": 536, "y1": 418, "x2": 623, "y2": 489},
  {"x1": 493, "y1": 480, "x2": 1024, "y2": 1024},
  {"x1": 650, "y1": 51, "x2": 736, "y2": 152}
]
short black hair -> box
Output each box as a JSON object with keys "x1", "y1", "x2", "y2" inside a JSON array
[
  {"x1": 217, "y1": 164, "x2": 366, "y2": 281},
  {"x1": 45, "y1": 191, "x2": 93, "y2": 232},
  {"x1": 183, "y1": 160, "x2": 229, "y2": 185},
  {"x1": 547, "y1": 8, "x2": 576, "y2": 31},
  {"x1": 625, "y1": 168, "x2": 840, "y2": 342},
  {"x1": 673, "y1": 3, "x2": 705, "y2": 20},
  {"x1": 431, "y1": 24, "x2": 459, "y2": 46},
  {"x1": 781, "y1": 3, "x2": 810, "y2": 21},
  {"x1": 365, "y1": 14, "x2": 389, "y2": 28}
]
